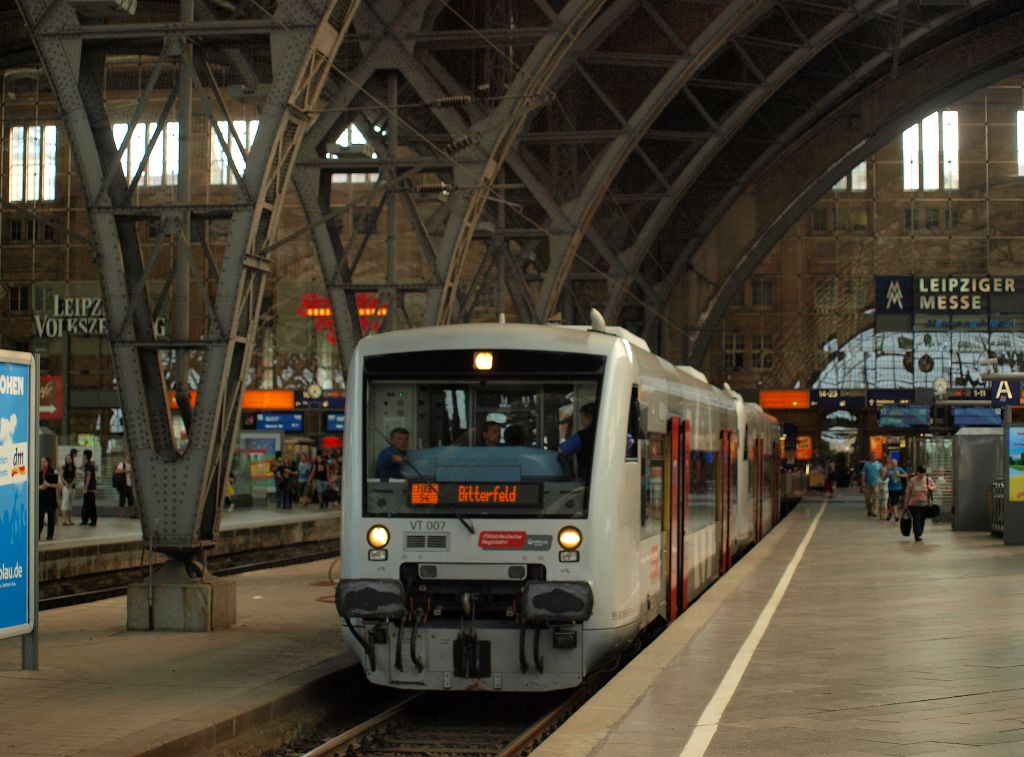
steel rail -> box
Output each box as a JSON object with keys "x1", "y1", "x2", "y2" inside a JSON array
[{"x1": 299, "y1": 695, "x2": 421, "y2": 757}]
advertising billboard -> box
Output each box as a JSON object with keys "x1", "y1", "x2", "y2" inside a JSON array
[
  {"x1": 1008, "y1": 427, "x2": 1024, "y2": 502},
  {"x1": 0, "y1": 351, "x2": 36, "y2": 641}
]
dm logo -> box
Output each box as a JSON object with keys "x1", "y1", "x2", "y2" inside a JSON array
[{"x1": 875, "y1": 276, "x2": 913, "y2": 314}]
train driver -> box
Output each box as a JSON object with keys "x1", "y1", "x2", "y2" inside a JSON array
[
  {"x1": 375, "y1": 427, "x2": 411, "y2": 480},
  {"x1": 559, "y1": 402, "x2": 596, "y2": 481},
  {"x1": 478, "y1": 420, "x2": 502, "y2": 447}
]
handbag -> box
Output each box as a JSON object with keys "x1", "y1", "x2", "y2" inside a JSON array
[
  {"x1": 923, "y1": 503, "x2": 940, "y2": 519},
  {"x1": 899, "y1": 509, "x2": 912, "y2": 537}
]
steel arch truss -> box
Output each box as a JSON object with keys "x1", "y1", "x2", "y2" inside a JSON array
[
  {"x1": 301, "y1": 0, "x2": 1022, "y2": 377},
  {"x1": 17, "y1": 0, "x2": 354, "y2": 556}
]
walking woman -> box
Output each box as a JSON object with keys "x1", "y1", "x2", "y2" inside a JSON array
[
  {"x1": 903, "y1": 465, "x2": 936, "y2": 542},
  {"x1": 59, "y1": 451, "x2": 76, "y2": 526}
]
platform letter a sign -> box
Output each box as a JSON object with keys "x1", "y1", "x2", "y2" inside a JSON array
[{"x1": 996, "y1": 380, "x2": 1014, "y2": 402}]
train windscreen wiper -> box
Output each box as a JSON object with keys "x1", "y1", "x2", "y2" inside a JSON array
[{"x1": 374, "y1": 428, "x2": 475, "y2": 535}]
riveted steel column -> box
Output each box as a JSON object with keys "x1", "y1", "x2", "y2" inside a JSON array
[{"x1": 16, "y1": 1, "x2": 354, "y2": 566}]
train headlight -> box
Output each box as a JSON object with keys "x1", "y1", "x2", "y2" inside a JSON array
[
  {"x1": 473, "y1": 351, "x2": 494, "y2": 371},
  {"x1": 558, "y1": 526, "x2": 582, "y2": 550},
  {"x1": 367, "y1": 525, "x2": 390, "y2": 548}
]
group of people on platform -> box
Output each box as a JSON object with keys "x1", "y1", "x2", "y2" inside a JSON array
[
  {"x1": 37, "y1": 449, "x2": 136, "y2": 541},
  {"x1": 859, "y1": 451, "x2": 936, "y2": 542},
  {"x1": 270, "y1": 449, "x2": 342, "y2": 510}
]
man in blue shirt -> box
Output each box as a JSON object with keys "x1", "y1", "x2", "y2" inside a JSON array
[
  {"x1": 559, "y1": 403, "x2": 596, "y2": 482},
  {"x1": 860, "y1": 451, "x2": 884, "y2": 518},
  {"x1": 375, "y1": 427, "x2": 410, "y2": 480},
  {"x1": 883, "y1": 457, "x2": 908, "y2": 522}
]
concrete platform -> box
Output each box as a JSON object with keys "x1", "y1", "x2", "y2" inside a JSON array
[
  {"x1": 537, "y1": 491, "x2": 1024, "y2": 757},
  {"x1": 0, "y1": 558, "x2": 354, "y2": 757},
  {"x1": 37, "y1": 506, "x2": 340, "y2": 584}
]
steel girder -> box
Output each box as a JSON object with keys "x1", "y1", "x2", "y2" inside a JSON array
[
  {"x1": 424, "y1": 0, "x2": 606, "y2": 326},
  {"x1": 293, "y1": 0, "x2": 628, "y2": 368},
  {"x1": 528, "y1": 0, "x2": 1011, "y2": 345},
  {"x1": 601, "y1": 0, "x2": 886, "y2": 324},
  {"x1": 686, "y1": 9, "x2": 1024, "y2": 366},
  {"x1": 17, "y1": 0, "x2": 354, "y2": 556},
  {"x1": 647, "y1": 0, "x2": 1001, "y2": 336},
  {"x1": 534, "y1": 0, "x2": 774, "y2": 323}
]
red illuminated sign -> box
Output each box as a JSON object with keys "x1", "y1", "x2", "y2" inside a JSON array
[
  {"x1": 478, "y1": 531, "x2": 528, "y2": 549},
  {"x1": 298, "y1": 292, "x2": 390, "y2": 340}
]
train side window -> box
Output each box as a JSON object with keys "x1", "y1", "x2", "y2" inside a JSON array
[
  {"x1": 689, "y1": 450, "x2": 718, "y2": 532},
  {"x1": 627, "y1": 385, "x2": 640, "y2": 461},
  {"x1": 641, "y1": 433, "x2": 664, "y2": 538}
]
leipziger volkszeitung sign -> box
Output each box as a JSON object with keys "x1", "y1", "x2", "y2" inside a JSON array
[
  {"x1": 875, "y1": 275, "x2": 1024, "y2": 331},
  {"x1": 33, "y1": 295, "x2": 166, "y2": 338}
]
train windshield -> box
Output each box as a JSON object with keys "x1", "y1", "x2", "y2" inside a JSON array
[{"x1": 362, "y1": 349, "x2": 603, "y2": 518}]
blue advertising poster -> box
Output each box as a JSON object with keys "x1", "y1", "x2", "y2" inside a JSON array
[
  {"x1": 0, "y1": 353, "x2": 34, "y2": 640},
  {"x1": 1008, "y1": 427, "x2": 1024, "y2": 503}
]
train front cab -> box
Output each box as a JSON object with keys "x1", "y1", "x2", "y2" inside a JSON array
[{"x1": 336, "y1": 336, "x2": 620, "y2": 692}]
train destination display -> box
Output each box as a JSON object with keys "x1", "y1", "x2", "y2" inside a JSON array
[{"x1": 410, "y1": 482, "x2": 543, "y2": 507}]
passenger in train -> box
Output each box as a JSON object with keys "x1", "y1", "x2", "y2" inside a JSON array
[
  {"x1": 859, "y1": 451, "x2": 885, "y2": 518},
  {"x1": 903, "y1": 465, "x2": 936, "y2": 542},
  {"x1": 559, "y1": 402, "x2": 596, "y2": 482},
  {"x1": 478, "y1": 421, "x2": 502, "y2": 447},
  {"x1": 504, "y1": 424, "x2": 526, "y2": 446},
  {"x1": 375, "y1": 427, "x2": 411, "y2": 480},
  {"x1": 883, "y1": 457, "x2": 907, "y2": 523}
]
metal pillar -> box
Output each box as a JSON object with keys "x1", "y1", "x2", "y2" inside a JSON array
[{"x1": 16, "y1": 0, "x2": 354, "y2": 629}]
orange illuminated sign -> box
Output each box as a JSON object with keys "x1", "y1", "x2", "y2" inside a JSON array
[
  {"x1": 410, "y1": 483, "x2": 439, "y2": 505},
  {"x1": 409, "y1": 482, "x2": 542, "y2": 507},
  {"x1": 241, "y1": 390, "x2": 295, "y2": 410},
  {"x1": 795, "y1": 435, "x2": 814, "y2": 461},
  {"x1": 168, "y1": 390, "x2": 197, "y2": 410},
  {"x1": 758, "y1": 390, "x2": 810, "y2": 410}
]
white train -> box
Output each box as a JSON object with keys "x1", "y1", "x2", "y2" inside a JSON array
[{"x1": 335, "y1": 315, "x2": 783, "y2": 691}]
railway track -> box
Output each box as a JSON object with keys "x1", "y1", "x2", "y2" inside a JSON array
[
  {"x1": 300, "y1": 675, "x2": 606, "y2": 757},
  {"x1": 40, "y1": 546, "x2": 338, "y2": 610}
]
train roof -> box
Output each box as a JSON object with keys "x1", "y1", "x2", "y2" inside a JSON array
[{"x1": 354, "y1": 321, "x2": 644, "y2": 357}]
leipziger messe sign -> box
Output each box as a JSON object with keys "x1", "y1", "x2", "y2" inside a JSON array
[{"x1": 876, "y1": 275, "x2": 1024, "y2": 331}]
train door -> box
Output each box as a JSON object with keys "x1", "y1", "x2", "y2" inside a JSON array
[
  {"x1": 668, "y1": 417, "x2": 689, "y2": 620},
  {"x1": 719, "y1": 429, "x2": 734, "y2": 575},
  {"x1": 754, "y1": 438, "x2": 764, "y2": 541}
]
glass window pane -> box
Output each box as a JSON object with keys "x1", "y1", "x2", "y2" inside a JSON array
[
  {"x1": 25, "y1": 126, "x2": 41, "y2": 201},
  {"x1": 42, "y1": 125, "x2": 57, "y2": 201},
  {"x1": 147, "y1": 123, "x2": 163, "y2": 186},
  {"x1": 851, "y1": 161, "x2": 867, "y2": 191},
  {"x1": 902, "y1": 125, "x2": 919, "y2": 191},
  {"x1": 112, "y1": 122, "x2": 129, "y2": 177},
  {"x1": 9, "y1": 127, "x2": 24, "y2": 202},
  {"x1": 1018, "y1": 111, "x2": 1024, "y2": 177},
  {"x1": 922, "y1": 112, "x2": 940, "y2": 191},
  {"x1": 164, "y1": 121, "x2": 179, "y2": 185},
  {"x1": 211, "y1": 121, "x2": 229, "y2": 185},
  {"x1": 942, "y1": 110, "x2": 959, "y2": 190},
  {"x1": 128, "y1": 123, "x2": 146, "y2": 183}
]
